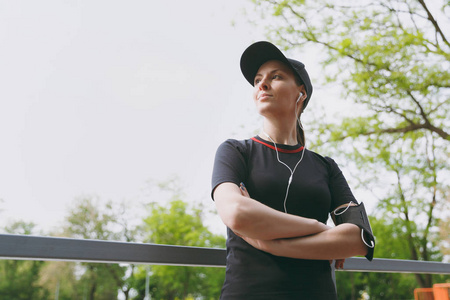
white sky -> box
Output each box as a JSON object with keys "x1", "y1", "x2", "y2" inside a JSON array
[{"x1": 0, "y1": 0, "x2": 365, "y2": 236}]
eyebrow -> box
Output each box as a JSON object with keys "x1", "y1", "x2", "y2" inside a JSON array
[{"x1": 255, "y1": 69, "x2": 287, "y2": 78}]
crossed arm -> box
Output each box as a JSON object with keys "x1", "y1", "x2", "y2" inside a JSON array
[{"x1": 214, "y1": 182, "x2": 368, "y2": 266}]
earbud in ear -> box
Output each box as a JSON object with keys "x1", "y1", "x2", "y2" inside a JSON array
[{"x1": 296, "y1": 92, "x2": 304, "y2": 103}]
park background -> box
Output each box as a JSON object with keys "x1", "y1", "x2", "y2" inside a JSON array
[{"x1": 0, "y1": 0, "x2": 448, "y2": 299}]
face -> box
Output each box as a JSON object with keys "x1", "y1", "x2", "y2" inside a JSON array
[{"x1": 253, "y1": 60, "x2": 304, "y2": 119}]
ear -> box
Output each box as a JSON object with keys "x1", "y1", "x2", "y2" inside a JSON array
[{"x1": 298, "y1": 85, "x2": 307, "y2": 101}]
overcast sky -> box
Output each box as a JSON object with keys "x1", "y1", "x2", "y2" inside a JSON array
[{"x1": 0, "y1": 0, "x2": 359, "y2": 235}]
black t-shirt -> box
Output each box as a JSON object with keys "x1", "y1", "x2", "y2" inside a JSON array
[{"x1": 211, "y1": 136, "x2": 357, "y2": 299}]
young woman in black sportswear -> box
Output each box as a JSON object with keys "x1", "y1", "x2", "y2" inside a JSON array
[{"x1": 211, "y1": 41, "x2": 375, "y2": 299}]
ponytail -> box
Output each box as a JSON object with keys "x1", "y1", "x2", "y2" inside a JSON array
[
  {"x1": 294, "y1": 77, "x2": 307, "y2": 146},
  {"x1": 296, "y1": 120, "x2": 305, "y2": 146}
]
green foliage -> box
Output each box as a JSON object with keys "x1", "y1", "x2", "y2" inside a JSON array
[
  {"x1": 251, "y1": 0, "x2": 449, "y2": 141},
  {"x1": 76, "y1": 263, "x2": 125, "y2": 300},
  {"x1": 135, "y1": 199, "x2": 226, "y2": 300},
  {"x1": 335, "y1": 271, "x2": 366, "y2": 300},
  {"x1": 1, "y1": 184, "x2": 226, "y2": 299},
  {"x1": 0, "y1": 221, "x2": 49, "y2": 300},
  {"x1": 38, "y1": 261, "x2": 81, "y2": 300},
  {"x1": 65, "y1": 196, "x2": 121, "y2": 240},
  {"x1": 336, "y1": 215, "x2": 433, "y2": 299},
  {"x1": 145, "y1": 200, "x2": 222, "y2": 248},
  {"x1": 0, "y1": 260, "x2": 49, "y2": 300},
  {"x1": 62, "y1": 197, "x2": 133, "y2": 300}
]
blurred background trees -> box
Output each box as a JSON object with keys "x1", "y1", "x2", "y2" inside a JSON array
[
  {"x1": 0, "y1": 181, "x2": 225, "y2": 300},
  {"x1": 132, "y1": 198, "x2": 225, "y2": 299},
  {"x1": 0, "y1": 222, "x2": 49, "y2": 300}
]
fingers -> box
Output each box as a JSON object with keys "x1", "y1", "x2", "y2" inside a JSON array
[
  {"x1": 239, "y1": 182, "x2": 250, "y2": 198},
  {"x1": 335, "y1": 259, "x2": 345, "y2": 269},
  {"x1": 329, "y1": 259, "x2": 345, "y2": 269},
  {"x1": 233, "y1": 231, "x2": 244, "y2": 238}
]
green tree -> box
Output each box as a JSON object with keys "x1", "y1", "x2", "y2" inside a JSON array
[
  {"x1": 0, "y1": 221, "x2": 50, "y2": 300},
  {"x1": 440, "y1": 204, "x2": 450, "y2": 258},
  {"x1": 38, "y1": 260, "x2": 81, "y2": 300},
  {"x1": 337, "y1": 215, "x2": 449, "y2": 299},
  {"x1": 135, "y1": 181, "x2": 225, "y2": 300},
  {"x1": 336, "y1": 216, "x2": 418, "y2": 299},
  {"x1": 37, "y1": 196, "x2": 143, "y2": 300},
  {"x1": 248, "y1": 0, "x2": 449, "y2": 292},
  {"x1": 62, "y1": 196, "x2": 136, "y2": 300}
]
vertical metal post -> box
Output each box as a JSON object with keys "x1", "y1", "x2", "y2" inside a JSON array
[
  {"x1": 83, "y1": 284, "x2": 87, "y2": 300},
  {"x1": 144, "y1": 266, "x2": 150, "y2": 300},
  {"x1": 54, "y1": 280, "x2": 60, "y2": 300}
]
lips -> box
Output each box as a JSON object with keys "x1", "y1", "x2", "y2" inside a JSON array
[{"x1": 258, "y1": 93, "x2": 272, "y2": 100}]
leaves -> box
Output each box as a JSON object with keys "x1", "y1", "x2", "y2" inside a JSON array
[
  {"x1": 0, "y1": 222, "x2": 49, "y2": 300},
  {"x1": 138, "y1": 199, "x2": 225, "y2": 300}
]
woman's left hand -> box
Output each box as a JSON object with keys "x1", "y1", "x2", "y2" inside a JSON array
[{"x1": 331, "y1": 258, "x2": 346, "y2": 269}]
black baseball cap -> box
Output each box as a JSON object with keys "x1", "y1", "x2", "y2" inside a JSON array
[{"x1": 240, "y1": 41, "x2": 313, "y2": 109}]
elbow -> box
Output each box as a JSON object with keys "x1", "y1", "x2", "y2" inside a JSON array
[
  {"x1": 354, "y1": 241, "x2": 370, "y2": 257},
  {"x1": 334, "y1": 223, "x2": 369, "y2": 258},
  {"x1": 218, "y1": 196, "x2": 251, "y2": 232}
]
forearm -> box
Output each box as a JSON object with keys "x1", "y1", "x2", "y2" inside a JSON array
[
  {"x1": 261, "y1": 223, "x2": 368, "y2": 260},
  {"x1": 227, "y1": 194, "x2": 329, "y2": 240},
  {"x1": 214, "y1": 183, "x2": 330, "y2": 240}
]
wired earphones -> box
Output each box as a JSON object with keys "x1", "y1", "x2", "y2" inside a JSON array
[
  {"x1": 262, "y1": 91, "x2": 307, "y2": 213},
  {"x1": 262, "y1": 130, "x2": 306, "y2": 213}
]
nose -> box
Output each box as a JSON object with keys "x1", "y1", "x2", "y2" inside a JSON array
[{"x1": 257, "y1": 77, "x2": 269, "y2": 90}]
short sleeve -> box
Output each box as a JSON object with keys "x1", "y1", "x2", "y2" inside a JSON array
[
  {"x1": 211, "y1": 139, "x2": 248, "y2": 200},
  {"x1": 325, "y1": 157, "x2": 357, "y2": 211}
]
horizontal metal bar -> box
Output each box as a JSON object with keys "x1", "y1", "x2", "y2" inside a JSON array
[
  {"x1": 0, "y1": 234, "x2": 226, "y2": 267},
  {"x1": 0, "y1": 234, "x2": 449, "y2": 274},
  {"x1": 341, "y1": 257, "x2": 450, "y2": 274}
]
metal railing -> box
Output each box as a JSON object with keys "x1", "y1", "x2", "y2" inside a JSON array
[{"x1": 1, "y1": 233, "x2": 449, "y2": 275}]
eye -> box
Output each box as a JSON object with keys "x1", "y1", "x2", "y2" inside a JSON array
[
  {"x1": 273, "y1": 74, "x2": 281, "y2": 80},
  {"x1": 254, "y1": 78, "x2": 261, "y2": 85}
]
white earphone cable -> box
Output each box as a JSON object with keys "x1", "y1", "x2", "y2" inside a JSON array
[
  {"x1": 261, "y1": 92, "x2": 306, "y2": 213},
  {"x1": 262, "y1": 131, "x2": 306, "y2": 213}
]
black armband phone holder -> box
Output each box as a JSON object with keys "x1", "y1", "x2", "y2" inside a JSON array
[{"x1": 333, "y1": 202, "x2": 375, "y2": 261}]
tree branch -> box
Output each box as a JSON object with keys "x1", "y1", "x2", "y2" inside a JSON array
[
  {"x1": 368, "y1": 123, "x2": 425, "y2": 134},
  {"x1": 422, "y1": 133, "x2": 437, "y2": 263},
  {"x1": 417, "y1": 0, "x2": 450, "y2": 47},
  {"x1": 395, "y1": 170, "x2": 418, "y2": 261},
  {"x1": 395, "y1": 169, "x2": 428, "y2": 287},
  {"x1": 276, "y1": 1, "x2": 450, "y2": 141},
  {"x1": 374, "y1": 105, "x2": 417, "y2": 125},
  {"x1": 407, "y1": 90, "x2": 450, "y2": 140}
]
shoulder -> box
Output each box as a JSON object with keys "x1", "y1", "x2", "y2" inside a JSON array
[
  {"x1": 216, "y1": 138, "x2": 251, "y2": 157},
  {"x1": 305, "y1": 148, "x2": 335, "y2": 165},
  {"x1": 305, "y1": 149, "x2": 341, "y2": 173},
  {"x1": 220, "y1": 138, "x2": 247, "y2": 148}
]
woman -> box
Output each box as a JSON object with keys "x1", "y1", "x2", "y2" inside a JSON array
[{"x1": 211, "y1": 41, "x2": 375, "y2": 299}]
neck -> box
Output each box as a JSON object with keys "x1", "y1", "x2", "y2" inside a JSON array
[{"x1": 261, "y1": 118, "x2": 298, "y2": 145}]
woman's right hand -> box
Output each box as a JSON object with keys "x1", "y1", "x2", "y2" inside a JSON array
[{"x1": 239, "y1": 182, "x2": 250, "y2": 198}]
